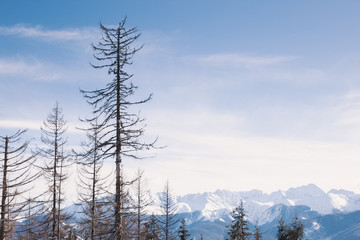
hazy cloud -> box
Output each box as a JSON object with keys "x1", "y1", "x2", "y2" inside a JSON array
[
  {"x1": 0, "y1": 58, "x2": 61, "y2": 81},
  {"x1": 196, "y1": 53, "x2": 297, "y2": 68},
  {"x1": 0, "y1": 25, "x2": 97, "y2": 41}
]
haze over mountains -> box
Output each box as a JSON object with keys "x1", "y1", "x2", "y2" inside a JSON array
[
  {"x1": 67, "y1": 184, "x2": 360, "y2": 239},
  {"x1": 175, "y1": 184, "x2": 360, "y2": 222},
  {"x1": 160, "y1": 184, "x2": 360, "y2": 239}
]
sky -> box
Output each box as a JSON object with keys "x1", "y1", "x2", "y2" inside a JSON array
[{"x1": 2, "y1": 1, "x2": 360, "y2": 197}]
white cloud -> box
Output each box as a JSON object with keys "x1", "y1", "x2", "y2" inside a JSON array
[
  {"x1": 0, "y1": 58, "x2": 62, "y2": 81},
  {"x1": 196, "y1": 53, "x2": 297, "y2": 68},
  {"x1": 0, "y1": 59, "x2": 40, "y2": 74},
  {"x1": 0, "y1": 120, "x2": 41, "y2": 130},
  {"x1": 0, "y1": 25, "x2": 97, "y2": 41},
  {"x1": 0, "y1": 119, "x2": 83, "y2": 134}
]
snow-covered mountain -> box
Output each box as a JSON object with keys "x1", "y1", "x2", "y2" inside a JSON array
[
  {"x1": 174, "y1": 184, "x2": 360, "y2": 225},
  {"x1": 66, "y1": 184, "x2": 360, "y2": 239}
]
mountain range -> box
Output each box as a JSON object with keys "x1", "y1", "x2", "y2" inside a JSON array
[
  {"x1": 169, "y1": 184, "x2": 360, "y2": 239},
  {"x1": 67, "y1": 184, "x2": 360, "y2": 239}
]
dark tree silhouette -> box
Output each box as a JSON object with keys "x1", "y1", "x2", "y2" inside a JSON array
[
  {"x1": 253, "y1": 225, "x2": 262, "y2": 240},
  {"x1": 178, "y1": 219, "x2": 191, "y2": 240},
  {"x1": 144, "y1": 214, "x2": 160, "y2": 240},
  {"x1": 81, "y1": 17, "x2": 156, "y2": 239},
  {"x1": 225, "y1": 200, "x2": 251, "y2": 240},
  {"x1": 276, "y1": 215, "x2": 304, "y2": 240}
]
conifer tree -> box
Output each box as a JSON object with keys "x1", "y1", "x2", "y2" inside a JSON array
[
  {"x1": 225, "y1": 200, "x2": 251, "y2": 240},
  {"x1": 178, "y1": 219, "x2": 191, "y2": 240},
  {"x1": 81, "y1": 17, "x2": 156, "y2": 240},
  {"x1": 144, "y1": 214, "x2": 160, "y2": 240},
  {"x1": 287, "y1": 215, "x2": 304, "y2": 240},
  {"x1": 253, "y1": 225, "x2": 262, "y2": 240},
  {"x1": 277, "y1": 217, "x2": 287, "y2": 240},
  {"x1": 276, "y1": 215, "x2": 304, "y2": 240}
]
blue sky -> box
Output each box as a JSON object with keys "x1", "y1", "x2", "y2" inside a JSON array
[{"x1": 2, "y1": 1, "x2": 360, "y2": 196}]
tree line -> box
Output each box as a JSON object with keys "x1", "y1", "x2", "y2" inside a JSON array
[
  {"x1": 224, "y1": 200, "x2": 304, "y2": 240},
  {"x1": 0, "y1": 18, "x2": 305, "y2": 240},
  {"x1": 0, "y1": 17, "x2": 166, "y2": 240}
]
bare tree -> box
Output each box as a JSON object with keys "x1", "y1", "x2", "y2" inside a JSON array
[
  {"x1": 158, "y1": 181, "x2": 178, "y2": 240},
  {"x1": 75, "y1": 120, "x2": 112, "y2": 239},
  {"x1": 131, "y1": 170, "x2": 152, "y2": 240},
  {"x1": 39, "y1": 103, "x2": 70, "y2": 240},
  {"x1": 81, "y1": 17, "x2": 156, "y2": 239},
  {"x1": 0, "y1": 130, "x2": 39, "y2": 240}
]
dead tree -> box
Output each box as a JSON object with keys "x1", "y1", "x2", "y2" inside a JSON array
[
  {"x1": 39, "y1": 103, "x2": 70, "y2": 240},
  {"x1": 75, "y1": 120, "x2": 112, "y2": 239},
  {"x1": 81, "y1": 18, "x2": 156, "y2": 240},
  {"x1": 131, "y1": 170, "x2": 152, "y2": 240},
  {"x1": 158, "y1": 181, "x2": 178, "y2": 240},
  {"x1": 0, "y1": 130, "x2": 39, "y2": 240}
]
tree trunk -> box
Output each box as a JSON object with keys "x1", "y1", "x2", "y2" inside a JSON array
[
  {"x1": 115, "y1": 27, "x2": 123, "y2": 240},
  {"x1": 0, "y1": 137, "x2": 9, "y2": 240}
]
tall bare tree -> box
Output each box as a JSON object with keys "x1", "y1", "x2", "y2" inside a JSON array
[
  {"x1": 75, "y1": 120, "x2": 112, "y2": 239},
  {"x1": 39, "y1": 103, "x2": 70, "y2": 240},
  {"x1": 0, "y1": 130, "x2": 39, "y2": 240},
  {"x1": 81, "y1": 17, "x2": 156, "y2": 239},
  {"x1": 158, "y1": 181, "x2": 178, "y2": 240},
  {"x1": 131, "y1": 170, "x2": 152, "y2": 240}
]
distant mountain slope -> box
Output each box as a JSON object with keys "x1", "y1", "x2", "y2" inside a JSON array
[
  {"x1": 65, "y1": 184, "x2": 360, "y2": 239},
  {"x1": 172, "y1": 184, "x2": 360, "y2": 239},
  {"x1": 182, "y1": 205, "x2": 360, "y2": 240},
  {"x1": 176, "y1": 184, "x2": 360, "y2": 224}
]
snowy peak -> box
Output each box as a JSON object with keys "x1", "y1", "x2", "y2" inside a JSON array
[{"x1": 174, "y1": 184, "x2": 360, "y2": 225}]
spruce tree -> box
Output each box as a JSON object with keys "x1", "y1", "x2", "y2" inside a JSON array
[
  {"x1": 287, "y1": 215, "x2": 304, "y2": 240},
  {"x1": 225, "y1": 200, "x2": 251, "y2": 240},
  {"x1": 276, "y1": 215, "x2": 304, "y2": 240},
  {"x1": 178, "y1": 219, "x2": 191, "y2": 240},
  {"x1": 144, "y1": 214, "x2": 160, "y2": 240},
  {"x1": 277, "y1": 217, "x2": 287, "y2": 240},
  {"x1": 253, "y1": 225, "x2": 262, "y2": 240}
]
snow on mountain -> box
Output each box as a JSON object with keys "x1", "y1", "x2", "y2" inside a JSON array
[
  {"x1": 174, "y1": 184, "x2": 360, "y2": 225},
  {"x1": 328, "y1": 189, "x2": 360, "y2": 213}
]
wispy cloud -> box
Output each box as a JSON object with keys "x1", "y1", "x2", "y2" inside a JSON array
[
  {"x1": 0, "y1": 25, "x2": 97, "y2": 41},
  {"x1": 0, "y1": 58, "x2": 61, "y2": 81},
  {"x1": 196, "y1": 53, "x2": 297, "y2": 68},
  {"x1": 0, "y1": 120, "x2": 41, "y2": 130},
  {"x1": 0, "y1": 119, "x2": 83, "y2": 134},
  {"x1": 0, "y1": 58, "x2": 41, "y2": 74}
]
